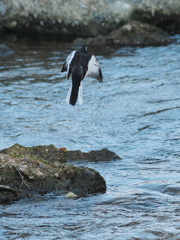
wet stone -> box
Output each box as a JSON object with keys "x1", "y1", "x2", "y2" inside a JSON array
[
  {"x1": 0, "y1": 44, "x2": 14, "y2": 57},
  {"x1": 0, "y1": 144, "x2": 121, "y2": 163},
  {"x1": 75, "y1": 20, "x2": 174, "y2": 47},
  {"x1": 0, "y1": 144, "x2": 121, "y2": 204}
]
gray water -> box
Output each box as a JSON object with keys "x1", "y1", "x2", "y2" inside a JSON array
[{"x1": 0, "y1": 35, "x2": 180, "y2": 239}]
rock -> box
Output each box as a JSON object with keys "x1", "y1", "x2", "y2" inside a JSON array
[
  {"x1": 0, "y1": 144, "x2": 120, "y2": 162},
  {"x1": 65, "y1": 192, "x2": 78, "y2": 198},
  {"x1": 0, "y1": 0, "x2": 133, "y2": 36},
  {"x1": 0, "y1": 143, "x2": 121, "y2": 204},
  {"x1": 67, "y1": 148, "x2": 121, "y2": 161},
  {"x1": 133, "y1": 0, "x2": 180, "y2": 34},
  {"x1": 0, "y1": 143, "x2": 67, "y2": 163},
  {"x1": 0, "y1": 44, "x2": 14, "y2": 57},
  {"x1": 164, "y1": 185, "x2": 180, "y2": 195},
  {"x1": 76, "y1": 20, "x2": 173, "y2": 47},
  {"x1": 0, "y1": 150, "x2": 106, "y2": 204},
  {"x1": 0, "y1": 0, "x2": 179, "y2": 36}
]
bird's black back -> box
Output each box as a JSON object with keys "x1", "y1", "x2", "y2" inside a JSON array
[{"x1": 68, "y1": 50, "x2": 91, "y2": 80}]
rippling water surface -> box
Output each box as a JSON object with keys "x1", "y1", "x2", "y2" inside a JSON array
[{"x1": 0, "y1": 35, "x2": 180, "y2": 239}]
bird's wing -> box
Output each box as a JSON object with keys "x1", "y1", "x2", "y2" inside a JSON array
[
  {"x1": 85, "y1": 55, "x2": 103, "y2": 82},
  {"x1": 61, "y1": 51, "x2": 77, "y2": 79}
]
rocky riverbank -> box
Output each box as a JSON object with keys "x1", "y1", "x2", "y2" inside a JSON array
[
  {"x1": 0, "y1": 144, "x2": 120, "y2": 204},
  {"x1": 0, "y1": 0, "x2": 179, "y2": 46}
]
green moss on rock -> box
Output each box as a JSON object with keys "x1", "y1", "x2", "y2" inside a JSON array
[{"x1": 0, "y1": 144, "x2": 110, "y2": 204}]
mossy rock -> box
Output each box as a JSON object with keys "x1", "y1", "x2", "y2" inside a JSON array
[
  {"x1": 0, "y1": 143, "x2": 122, "y2": 204},
  {"x1": 0, "y1": 144, "x2": 120, "y2": 162},
  {"x1": 0, "y1": 154, "x2": 106, "y2": 204},
  {"x1": 0, "y1": 143, "x2": 67, "y2": 163}
]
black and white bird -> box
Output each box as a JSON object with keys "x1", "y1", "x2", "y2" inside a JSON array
[{"x1": 61, "y1": 46, "x2": 103, "y2": 106}]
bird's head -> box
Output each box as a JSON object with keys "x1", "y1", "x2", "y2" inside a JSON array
[{"x1": 80, "y1": 46, "x2": 88, "y2": 54}]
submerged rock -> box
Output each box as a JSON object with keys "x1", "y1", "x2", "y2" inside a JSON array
[
  {"x1": 0, "y1": 143, "x2": 120, "y2": 204},
  {"x1": 0, "y1": 44, "x2": 14, "y2": 57},
  {"x1": 67, "y1": 148, "x2": 121, "y2": 161}
]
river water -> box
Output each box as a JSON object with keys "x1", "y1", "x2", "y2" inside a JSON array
[{"x1": 0, "y1": 34, "x2": 180, "y2": 239}]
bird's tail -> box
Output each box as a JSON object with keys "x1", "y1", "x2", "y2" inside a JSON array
[
  {"x1": 65, "y1": 82, "x2": 83, "y2": 106},
  {"x1": 78, "y1": 82, "x2": 83, "y2": 105}
]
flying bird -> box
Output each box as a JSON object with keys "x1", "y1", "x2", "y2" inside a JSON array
[{"x1": 61, "y1": 46, "x2": 103, "y2": 106}]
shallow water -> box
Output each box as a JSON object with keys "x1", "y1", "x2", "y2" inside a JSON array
[{"x1": 0, "y1": 34, "x2": 180, "y2": 239}]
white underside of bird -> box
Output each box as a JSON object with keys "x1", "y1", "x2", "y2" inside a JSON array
[{"x1": 65, "y1": 81, "x2": 83, "y2": 105}]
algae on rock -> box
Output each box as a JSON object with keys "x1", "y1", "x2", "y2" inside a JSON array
[{"x1": 0, "y1": 144, "x2": 118, "y2": 204}]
